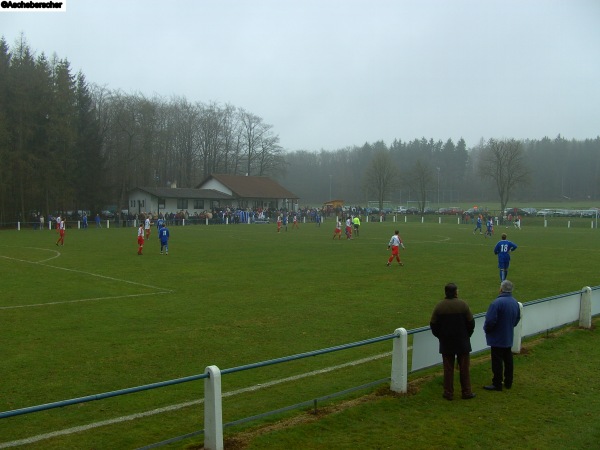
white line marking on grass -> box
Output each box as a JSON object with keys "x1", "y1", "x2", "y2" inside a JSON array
[
  {"x1": 0, "y1": 247, "x2": 61, "y2": 263},
  {"x1": 0, "y1": 292, "x2": 171, "y2": 310},
  {"x1": 38, "y1": 263, "x2": 174, "y2": 292},
  {"x1": 1, "y1": 254, "x2": 173, "y2": 292},
  {"x1": 1, "y1": 249, "x2": 173, "y2": 309},
  {"x1": 0, "y1": 352, "x2": 393, "y2": 448}
]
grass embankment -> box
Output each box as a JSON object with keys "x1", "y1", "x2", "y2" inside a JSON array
[{"x1": 229, "y1": 321, "x2": 600, "y2": 450}]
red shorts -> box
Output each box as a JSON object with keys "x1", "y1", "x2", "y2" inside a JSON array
[
  {"x1": 137, "y1": 236, "x2": 144, "y2": 245},
  {"x1": 391, "y1": 245, "x2": 399, "y2": 255}
]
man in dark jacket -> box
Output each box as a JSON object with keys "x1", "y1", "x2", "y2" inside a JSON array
[
  {"x1": 430, "y1": 283, "x2": 476, "y2": 400},
  {"x1": 483, "y1": 279, "x2": 521, "y2": 391}
]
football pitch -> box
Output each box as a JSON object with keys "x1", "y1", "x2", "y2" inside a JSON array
[{"x1": 1, "y1": 219, "x2": 599, "y2": 448}]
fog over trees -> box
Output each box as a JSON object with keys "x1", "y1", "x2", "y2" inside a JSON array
[
  {"x1": 280, "y1": 136, "x2": 600, "y2": 208},
  {"x1": 1, "y1": 35, "x2": 599, "y2": 223}
]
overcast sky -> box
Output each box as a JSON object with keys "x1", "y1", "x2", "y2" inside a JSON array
[{"x1": 2, "y1": 0, "x2": 599, "y2": 151}]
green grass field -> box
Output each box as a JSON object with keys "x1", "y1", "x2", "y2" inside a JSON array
[{"x1": 1, "y1": 217, "x2": 599, "y2": 449}]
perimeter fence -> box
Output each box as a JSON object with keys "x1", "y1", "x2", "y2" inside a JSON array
[{"x1": 1, "y1": 286, "x2": 598, "y2": 449}]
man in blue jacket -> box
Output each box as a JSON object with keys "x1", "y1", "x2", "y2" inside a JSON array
[{"x1": 483, "y1": 280, "x2": 521, "y2": 391}]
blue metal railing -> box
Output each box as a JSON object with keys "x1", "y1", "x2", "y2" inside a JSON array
[{"x1": 1, "y1": 285, "x2": 598, "y2": 448}]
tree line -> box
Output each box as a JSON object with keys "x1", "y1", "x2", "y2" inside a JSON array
[
  {"x1": 278, "y1": 135, "x2": 600, "y2": 211},
  {"x1": 0, "y1": 35, "x2": 285, "y2": 223},
  {"x1": 1, "y1": 35, "x2": 599, "y2": 224}
]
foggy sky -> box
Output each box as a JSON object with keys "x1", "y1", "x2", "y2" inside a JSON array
[{"x1": 1, "y1": 0, "x2": 599, "y2": 151}]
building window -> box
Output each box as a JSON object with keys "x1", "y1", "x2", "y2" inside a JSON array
[
  {"x1": 194, "y1": 199, "x2": 204, "y2": 209},
  {"x1": 177, "y1": 199, "x2": 188, "y2": 210},
  {"x1": 158, "y1": 198, "x2": 165, "y2": 209}
]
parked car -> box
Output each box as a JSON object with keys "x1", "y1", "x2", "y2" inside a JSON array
[
  {"x1": 580, "y1": 209, "x2": 598, "y2": 217},
  {"x1": 504, "y1": 207, "x2": 531, "y2": 217},
  {"x1": 396, "y1": 206, "x2": 408, "y2": 213},
  {"x1": 536, "y1": 209, "x2": 554, "y2": 217}
]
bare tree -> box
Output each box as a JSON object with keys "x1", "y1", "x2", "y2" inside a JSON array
[
  {"x1": 363, "y1": 149, "x2": 400, "y2": 210},
  {"x1": 238, "y1": 108, "x2": 266, "y2": 176},
  {"x1": 405, "y1": 159, "x2": 434, "y2": 215},
  {"x1": 478, "y1": 138, "x2": 530, "y2": 216}
]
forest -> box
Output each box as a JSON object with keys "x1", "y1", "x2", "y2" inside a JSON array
[{"x1": 1, "y1": 35, "x2": 599, "y2": 224}]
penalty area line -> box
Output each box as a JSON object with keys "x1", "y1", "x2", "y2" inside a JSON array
[{"x1": 0, "y1": 253, "x2": 173, "y2": 293}]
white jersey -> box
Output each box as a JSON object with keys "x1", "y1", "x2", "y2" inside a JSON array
[
  {"x1": 144, "y1": 218, "x2": 151, "y2": 229},
  {"x1": 389, "y1": 235, "x2": 401, "y2": 247}
]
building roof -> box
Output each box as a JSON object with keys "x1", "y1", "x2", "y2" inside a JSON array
[
  {"x1": 132, "y1": 187, "x2": 233, "y2": 200},
  {"x1": 198, "y1": 174, "x2": 299, "y2": 199}
]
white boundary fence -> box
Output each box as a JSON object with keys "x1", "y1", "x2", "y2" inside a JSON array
[
  {"x1": 201, "y1": 285, "x2": 598, "y2": 449},
  {"x1": 1, "y1": 286, "x2": 598, "y2": 449}
]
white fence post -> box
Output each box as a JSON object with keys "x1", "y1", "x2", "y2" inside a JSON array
[
  {"x1": 204, "y1": 365, "x2": 224, "y2": 450},
  {"x1": 579, "y1": 286, "x2": 592, "y2": 328},
  {"x1": 512, "y1": 302, "x2": 524, "y2": 353},
  {"x1": 106, "y1": 220, "x2": 110, "y2": 229},
  {"x1": 390, "y1": 327, "x2": 408, "y2": 393}
]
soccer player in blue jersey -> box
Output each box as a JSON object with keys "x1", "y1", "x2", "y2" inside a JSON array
[
  {"x1": 156, "y1": 216, "x2": 165, "y2": 230},
  {"x1": 159, "y1": 223, "x2": 170, "y2": 255},
  {"x1": 484, "y1": 217, "x2": 493, "y2": 238},
  {"x1": 494, "y1": 233, "x2": 517, "y2": 281},
  {"x1": 473, "y1": 215, "x2": 483, "y2": 234}
]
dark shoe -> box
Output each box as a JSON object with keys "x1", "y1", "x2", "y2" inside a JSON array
[
  {"x1": 442, "y1": 394, "x2": 453, "y2": 401},
  {"x1": 483, "y1": 385, "x2": 502, "y2": 391},
  {"x1": 462, "y1": 393, "x2": 476, "y2": 400}
]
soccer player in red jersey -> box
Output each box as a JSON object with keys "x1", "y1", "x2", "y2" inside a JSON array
[
  {"x1": 137, "y1": 223, "x2": 145, "y2": 255},
  {"x1": 386, "y1": 230, "x2": 405, "y2": 266},
  {"x1": 56, "y1": 218, "x2": 65, "y2": 246}
]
